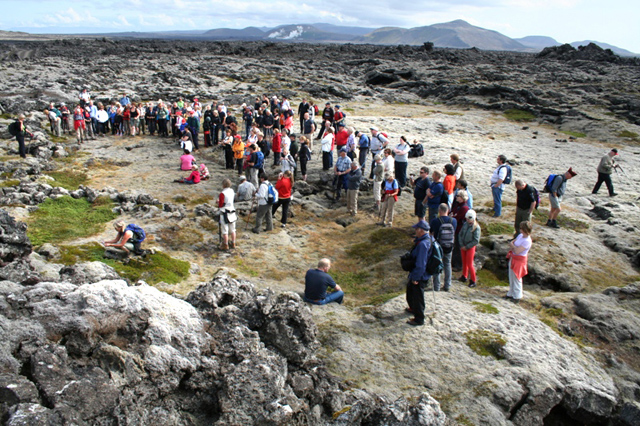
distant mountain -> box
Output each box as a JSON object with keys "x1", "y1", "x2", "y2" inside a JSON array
[
  {"x1": 571, "y1": 40, "x2": 639, "y2": 57},
  {"x1": 310, "y1": 23, "x2": 375, "y2": 37},
  {"x1": 202, "y1": 27, "x2": 264, "y2": 39},
  {"x1": 515, "y1": 36, "x2": 561, "y2": 49},
  {"x1": 359, "y1": 20, "x2": 526, "y2": 51},
  {"x1": 264, "y1": 25, "x2": 357, "y2": 42}
]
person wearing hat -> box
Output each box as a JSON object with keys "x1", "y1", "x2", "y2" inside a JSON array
[
  {"x1": 547, "y1": 168, "x2": 577, "y2": 228},
  {"x1": 405, "y1": 219, "x2": 432, "y2": 326},
  {"x1": 379, "y1": 173, "x2": 399, "y2": 227},
  {"x1": 369, "y1": 126, "x2": 389, "y2": 179},
  {"x1": 334, "y1": 147, "x2": 352, "y2": 201},
  {"x1": 592, "y1": 149, "x2": 619, "y2": 197},
  {"x1": 458, "y1": 209, "x2": 481, "y2": 288},
  {"x1": 236, "y1": 175, "x2": 256, "y2": 201}
]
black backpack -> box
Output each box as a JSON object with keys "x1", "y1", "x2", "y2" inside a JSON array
[
  {"x1": 437, "y1": 217, "x2": 455, "y2": 253},
  {"x1": 409, "y1": 143, "x2": 424, "y2": 158},
  {"x1": 8, "y1": 121, "x2": 20, "y2": 137}
]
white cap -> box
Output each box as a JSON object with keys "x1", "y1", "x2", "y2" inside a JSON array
[{"x1": 465, "y1": 210, "x2": 476, "y2": 221}]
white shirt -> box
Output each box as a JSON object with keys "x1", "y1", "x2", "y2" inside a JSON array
[
  {"x1": 321, "y1": 134, "x2": 334, "y2": 152},
  {"x1": 382, "y1": 155, "x2": 395, "y2": 174},
  {"x1": 181, "y1": 139, "x2": 193, "y2": 153},
  {"x1": 97, "y1": 110, "x2": 109, "y2": 123},
  {"x1": 256, "y1": 181, "x2": 270, "y2": 206},
  {"x1": 282, "y1": 135, "x2": 291, "y2": 153},
  {"x1": 491, "y1": 164, "x2": 508, "y2": 189},
  {"x1": 513, "y1": 234, "x2": 532, "y2": 256},
  {"x1": 220, "y1": 187, "x2": 235, "y2": 211}
]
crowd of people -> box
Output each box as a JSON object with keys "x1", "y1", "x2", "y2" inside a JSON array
[{"x1": 11, "y1": 90, "x2": 624, "y2": 326}]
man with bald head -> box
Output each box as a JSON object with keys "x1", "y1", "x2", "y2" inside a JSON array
[{"x1": 304, "y1": 258, "x2": 344, "y2": 305}]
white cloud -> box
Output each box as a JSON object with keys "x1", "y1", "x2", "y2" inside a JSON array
[{"x1": 42, "y1": 7, "x2": 100, "y2": 25}]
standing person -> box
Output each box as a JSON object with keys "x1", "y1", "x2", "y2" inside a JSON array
[
  {"x1": 73, "y1": 105, "x2": 86, "y2": 144},
  {"x1": 246, "y1": 145, "x2": 264, "y2": 189},
  {"x1": 514, "y1": 180, "x2": 536, "y2": 236},
  {"x1": 547, "y1": 168, "x2": 577, "y2": 228},
  {"x1": 346, "y1": 161, "x2": 362, "y2": 216},
  {"x1": 321, "y1": 127, "x2": 335, "y2": 171},
  {"x1": 45, "y1": 108, "x2": 61, "y2": 136},
  {"x1": 218, "y1": 178, "x2": 237, "y2": 250},
  {"x1": 298, "y1": 137, "x2": 312, "y2": 181},
  {"x1": 12, "y1": 114, "x2": 31, "y2": 158},
  {"x1": 450, "y1": 190, "x2": 470, "y2": 272},
  {"x1": 187, "y1": 110, "x2": 200, "y2": 151},
  {"x1": 271, "y1": 128, "x2": 282, "y2": 166},
  {"x1": 302, "y1": 112, "x2": 316, "y2": 151},
  {"x1": 459, "y1": 210, "x2": 481, "y2": 288},
  {"x1": 252, "y1": 173, "x2": 274, "y2": 234},
  {"x1": 506, "y1": 221, "x2": 533, "y2": 303},
  {"x1": 96, "y1": 104, "x2": 109, "y2": 137},
  {"x1": 368, "y1": 127, "x2": 388, "y2": 179},
  {"x1": 382, "y1": 148, "x2": 394, "y2": 176},
  {"x1": 451, "y1": 153, "x2": 464, "y2": 180},
  {"x1": 490, "y1": 155, "x2": 509, "y2": 218},
  {"x1": 430, "y1": 204, "x2": 457, "y2": 292},
  {"x1": 334, "y1": 123, "x2": 349, "y2": 153},
  {"x1": 405, "y1": 220, "x2": 432, "y2": 326},
  {"x1": 379, "y1": 173, "x2": 399, "y2": 227},
  {"x1": 317, "y1": 102, "x2": 334, "y2": 139},
  {"x1": 242, "y1": 105, "x2": 253, "y2": 139},
  {"x1": 272, "y1": 170, "x2": 293, "y2": 228},
  {"x1": 345, "y1": 127, "x2": 357, "y2": 161},
  {"x1": 298, "y1": 98, "x2": 310, "y2": 133},
  {"x1": 304, "y1": 258, "x2": 344, "y2": 305},
  {"x1": 592, "y1": 148, "x2": 619, "y2": 197},
  {"x1": 372, "y1": 155, "x2": 384, "y2": 211},
  {"x1": 130, "y1": 102, "x2": 139, "y2": 136},
  {"x1": 333, "y1": 148, "x2": 352, "y2": 201},
  {"x1": 426, "y1": 170, "x2": 444, "y2": 223},
  {"x1": 356, "y1": 130, "x2": 370, "y2": 172},
  {"x1": 411, "y1": 166, "x2": 431, "y2": 221},
  {"x1": 443, "y1": 164, "x2": 456, "y2": 207},
  {"x1": 232, "y1": 135, "x2": 245, "y2": 176},
  {"x1": 454, "y1": 179, "x2": 473, "y2": 209},
  {"x1": 393, "y1": 136, "x2": 411, "y2": 193},
  {"x1": 281, "y1": 150, "x2": 296, "y2": 175},
  {"x1": 221, "y1": 130, "x2": 235, "y2": 170}
]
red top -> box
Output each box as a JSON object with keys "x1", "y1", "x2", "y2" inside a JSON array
[
  {"x1": 275, "y1": 177, "x2": 292, "y2": 199},
  {"x1": 188, "y1": 170, "x2": 201, "y2": 184},
  {"x1": 218, "y1": 192, "x2": 225, "y2": 208},
  {"x1": 272, "y1": 133, "x2": 282, "y2": 153},
  {"x1": 443, "y1": 175, "x2": 456, "y2": 194},
  {"x1": 451, "y1": 203, "x2": 469, "y2": 234},
  {"x1": 335, "y1": 129, "x2": 349, "y2": 147}
]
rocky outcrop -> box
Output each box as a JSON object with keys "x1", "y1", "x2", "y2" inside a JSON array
[{"x1": 0, "y1": 209, "x2": 31, "y2": 265}]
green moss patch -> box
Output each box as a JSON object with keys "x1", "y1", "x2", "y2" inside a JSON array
[
  {"x1": 27, "y1": 196, "x2": 118, "y2": 246},
  {"x1": 561, "y1": 130, "x2": 586, "y2": 138},
  {"x1": 347, "y1": 227, "x2": 412, "y2": 264},
  {"x1": 0, "y1": 179, "x2": 20, "y2": 188},
  {"x1": 46, "y1": 170, "x2": 89, "y2": 190},
  {"x1": 464, "y1": 329, "x2": 506, "y2": 359},
  {"x1": 471, "y1": 301, "x2": 499, "y2": 314},
  {"x1": 618, "y1": 130, "x2": 639, "y2": 139},
  {"x1": 58, "y1": 243, "x2": 190, "y2": 284},
  {"x1": 504, "y1": 109, "x2": 536, "y2": 122},
  {"x1": 479, "y1": 221, "x2": 513, "y2": 236},
  {"x1": 476, "y1": 268, "x2": 509, "y2": 287}
]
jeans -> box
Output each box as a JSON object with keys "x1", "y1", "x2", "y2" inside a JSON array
[
  {"x1": 305, "y1": 290, "x2": 344, "y2": 305},
  {"x1": 428, "y1": 205, "x2": 438, "y2": 223},
  {"x1": 433, "y1": 250, "x2": 452, "y2": 291},
  {"x1": 492, "y1": 186, "x2": 503, "y2": 217}
]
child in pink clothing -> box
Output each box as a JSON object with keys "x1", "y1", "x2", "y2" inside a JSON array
[
  {"x1": 180, "y1": 149, "x2": 196, "y2": 171},
  {"x1": 174, "y1": 164, "x2": 201, "y2": 184}
]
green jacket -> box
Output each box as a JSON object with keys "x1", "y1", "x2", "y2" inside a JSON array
[{"x1": 459, "y1": 222, "x2": 481, "y2": 250}]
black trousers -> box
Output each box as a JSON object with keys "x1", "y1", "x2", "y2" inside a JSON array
[
  {"x1": 224, "y1": 145, "x2": 234, "y2": 169},
  {"x1": 300, "y1": 159, "x2": 308, "y2": 176},
  {"x1": 16, "y1": 133, "x2": 26, "y2": 158},
  {"x1": 406, "y1": 279, "x2": 427, "y2": 324},
  {"x1": 322, "y1": 151, "x2": 332, "y2": 170},
  {"x1": 272, "y1": 197, "x2": 291, "y2": 225},
  {"x1": 592, "y1": 172, "x2": 614, "y2": 195},
  {"x1": 358, "y1": 147, "x2": 369, "y2": 171}
]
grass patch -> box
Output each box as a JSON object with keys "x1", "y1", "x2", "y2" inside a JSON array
[
  {"x1": 561, "y1": 130, "x2": 586, "y2": 138},
  {"x1": 46, "y1": 170, "x2": 89, "y2": 190},
  {"x1": 476, "y1": 268, "x2": 508, "y2": 287},
  {"x1": 464, "y1": 329, "x2": 506, "y2": 359},
  {"x1": 504, "y1": 109, "x2": 536, "y2": 122},
  {"x1": 618, "y1": 130, "x2": 639, "y2": 139},
  {"x1": 531, "y1": 209, "x2": 589, "y2": 233},
  {"x1": 471, "y1": 301, "x2": 499, "y2": 314},
  {"x1": 479, "y1": 221, "x2": 513, "y2": 236},
  {"x1": 156, "y1": 226, "x2": 204, "y2": 251},
  {"x1": 27, "y1": 196, "x2": 118, "y2": 246},
  {"x1": 235, "y1": 258, "x2": 259, "y2": 277},
  {"x1": 58, "y1": 243, "x2": 190, "y2": 284},
  {"x1": 347, "y1": 227, "x2": 412, "y2": 264},
  {"x1": 0, "y1": 179, "x2": 20, "y2": 188},
  {"x1": 455, "y1": 414, "x2": 475, "y2": 426},
  {"x1": 49, "y1": 135, "x2": 70, "y2": 144}
]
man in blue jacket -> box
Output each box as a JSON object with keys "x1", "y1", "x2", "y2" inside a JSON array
[
  {"x1": 406, "y1": 220, "x2": 432, "y2": 326},
  {"x1": 426, "y1": 170, "x2": 444, "y2": 223}
]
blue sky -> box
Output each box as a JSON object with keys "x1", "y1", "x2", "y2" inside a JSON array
[{"x1": 3, "y1": 0, "x2": 639, "y2": 53}]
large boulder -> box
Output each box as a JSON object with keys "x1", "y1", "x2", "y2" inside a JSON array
[{"x1": 0, "y1": 209, "x2": 32, "y2": 264}]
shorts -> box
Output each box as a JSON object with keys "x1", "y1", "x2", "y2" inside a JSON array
[
  {"x1": 131, "y1": 118, "x2": 140, "y2": 127},
  {"x1": 220, "y1": 216, "x2": 236, "y2": 235},
  {"x1": 74, "y1": 120, "x2": 85, "y2": 130},
  {"x1": 414, "y1": 199, "x2": 427, "y2": 218},
  {"x1": 549, "y1": 194, "x2": 562, "y2": 209}
]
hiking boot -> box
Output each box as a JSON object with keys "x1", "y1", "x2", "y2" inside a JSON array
[
  {"x1": 219, "y1": 242, "x2": 229, "y2": 251},
  {"x1": 610, "y1": 193, "x2": 618, "y2": 197},
  {"x1": 406, "y1": 319, "x2": 424, "y2": 326},
  {"x1": 545, "y1": 219, "x2": 551, "y2": 226},
  {"x1": 549, "y1": 220, "x2": 560, "y2": 229},
  {"x1": 458, "y1": 276, "x2": 467, "y2": 283},
  {"x1": 229, "y1": 241, "x2": 236, "y2": 249}
]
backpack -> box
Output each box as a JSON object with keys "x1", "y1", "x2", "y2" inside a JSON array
[
  {"x1": 499, "y1": 165, "x2": 512, "y2": 185},
  {"x1": 543, "y1": 174, "x2": 557, "y2": 193},
  {"x1": 531, "y1": 186, "x2": 540, "y2": 209},
  {"x1": 400, "y1": 248, "x2": 416, "y2": 271},
  {"x1": 125, "y1": 224, "x2": 146, "y2": 243},
  {"x1": 8, "y1": 121, "x2": 20, "y2": 137},
  {"x1": 313, "y1": 104, "x2": 319, "y2": 114},
  {"x1": 409, "y1": 143, "x2": 424, "y2": 158},
  {"x1": 255, "y1": 151, "x2": 264, "y2": 169},
  {"x1": 439, "y1": 189, "x2": 449, "y2": 205},
  {"x1": 437, "y1": 217, "x2": 455, "y2": 253},
  {"x1": 426, "y1": 239, "x2": 444, "y2": 275},
  {"x1": 267, "y1": 183, "x2": 278, "y2": 205}
]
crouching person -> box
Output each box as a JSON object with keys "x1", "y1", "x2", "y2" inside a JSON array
[
  {"x1": 103, "y1": 221, "x2": 146, "y2": 255},
  {"x1": 304, "y1": 258, "x2": 344, "y2": 305}
]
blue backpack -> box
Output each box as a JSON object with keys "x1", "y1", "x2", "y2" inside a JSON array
[
  {"x1": 267, "y1": 183, "x2": 278, "y2": 205},
  {"x1": 125, "y1": 224, "x2": 146, "y2": 243},
  {"x1": 499, "y1": 165, "x2": 512, "y2": 184},
  {"x1": 255, "y1": 151, "x2": 264, "y2": 169},
  {"x1": 543, "y1": 174, "x2": 557, "y2": 193}
]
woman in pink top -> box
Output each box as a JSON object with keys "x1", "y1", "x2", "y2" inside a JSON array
[
  {"x1": 505, "y1": 221, "x2": 533, "y2": 303},
  {"x1": 180, "y1": 149, "x2": 195, "y2": 171}
]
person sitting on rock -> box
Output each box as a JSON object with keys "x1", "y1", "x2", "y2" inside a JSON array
[
  {"x1": 304, "y1": 258, "x2": 344, "y2": 305},
  {"x1": 103, "y1": 221, "x2": 146, "y2": 255},
  {"x1": 180, "y1": 149, "x2": 196, "y2": 171},
  {"x1": 236, "y1": 175, "x2": 256, "y2": 201},
  {"x1": 174, "y1": 164, "x2": 201, "y2": 184}
]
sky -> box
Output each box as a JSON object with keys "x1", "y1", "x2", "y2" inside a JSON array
[{"x1": 2, "y1": 0, "x2": 639, "y2": 53}]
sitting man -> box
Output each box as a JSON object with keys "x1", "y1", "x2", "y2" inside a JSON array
[
  {"x1": 304, "y1": 258, "x2": 344, "y2": 305},
  {"x1": 103, "y1": 220, "x2": 146, "y2": 255},
  {"x1": 236, "y1": 175, "x2": 256, "y2": 201}
]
